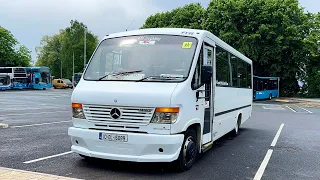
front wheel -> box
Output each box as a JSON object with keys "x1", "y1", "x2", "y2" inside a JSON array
[{"x1": 175, "y1": 129, "x2": 198, "y2": 172}]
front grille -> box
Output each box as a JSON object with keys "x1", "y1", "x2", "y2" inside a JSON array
[{"x1": 83, "y1": 104, "x2": 155, "y2": 125}]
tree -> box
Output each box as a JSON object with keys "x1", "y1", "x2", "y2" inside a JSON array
[
  {"x1": 303, "y1": 12, "x2": 320, "y2": 97},
  {"x1": 203, "y1": 0, "x2": 310, "y2": 97},
  {"x1": 36, "y1": 20, "x2": 99, "y2": 79},
  {"x1": 141, "y1": 3, "x2": 205, "y2": 29},
  {"x1": 142, "y1": 0, "x2": 315, "y2": 97},
  {"x1": 0, "y1": 26, "x2": 31, "y2": 66},
  {"x1": 15, "y1": 45, "x2": 32, "y2": 67}
]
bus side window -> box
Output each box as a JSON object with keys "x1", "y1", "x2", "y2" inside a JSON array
[{"x1": 216, "y1": 46, "x2": 230, "y2": 86}]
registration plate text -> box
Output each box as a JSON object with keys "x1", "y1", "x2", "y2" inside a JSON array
[{"x1": 99, "y1": 132, "x2": 128, "y2": 142}]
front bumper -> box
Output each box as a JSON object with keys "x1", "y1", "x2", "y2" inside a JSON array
[{"x1": 68, "y1": 127, "x2": 184, "y2": 162}]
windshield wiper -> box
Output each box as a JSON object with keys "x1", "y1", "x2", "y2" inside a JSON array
[
  {"x1": 97, "y1": 70, "x2": 142, "y2": 81},
  {"x1": 136, "y1": 76, "x2": 186, "y2": 82}
]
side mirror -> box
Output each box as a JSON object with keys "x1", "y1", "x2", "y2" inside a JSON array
[{"x1": 201, "y1": 65, "x2": 212, "y2": 84}]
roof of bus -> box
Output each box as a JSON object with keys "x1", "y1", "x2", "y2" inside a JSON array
[
  {"x1": 254, "y1": 76, "x2": 280, "y2": 79},
  {"x1": 102, "y1": 28, "x2": 252, "y2": 64},
  {"x1": 0, "y1": 66, "x2": 49, "y2": 69},
  {"x1": 103, "y1": 28, "x2": 205, "y2": 39},
  {"x1": 0, "y1": 67, "x2": 25, "y2": 68},
  {"x1": 25, "y1": 66, "x2": 49, "y2": 69}
]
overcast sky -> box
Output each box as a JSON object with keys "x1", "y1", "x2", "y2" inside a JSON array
[{"x1": 0, "y1": 0, "x2": 319, "y2": 64}]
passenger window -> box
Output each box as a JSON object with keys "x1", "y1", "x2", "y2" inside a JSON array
[
  {"x1": 230, "y1": 54, "x2": 239, "y2": 87},
  {"x1": 216, "y1": 46, "x2": 230, "y2": 86},
  {"x1": 247, "y1": 64, "x2": 252, "y2": 88},
  {"x1": 230, "y1": 54, "x2": 251, "y2": 88},
  {"x1": 191, "y1": 45, "x2": 203, "y2": 90},
  {"x1": 237, "y1": 58, "x2": 247, "y2": 88}
]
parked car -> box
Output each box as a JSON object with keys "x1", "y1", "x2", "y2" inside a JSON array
[{"x1": 53, "y1": 78, "x2": 73, "y2": 89}]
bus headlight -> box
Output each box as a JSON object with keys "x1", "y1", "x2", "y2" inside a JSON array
[
  {"x1": 72, "y1": 103, "x2": 85, "y2": 119},
  {"x1": 151, "y1": 107, "x2": 179, "y2": 124}
]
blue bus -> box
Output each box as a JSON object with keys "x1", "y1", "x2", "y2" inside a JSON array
[
  {"x1": 25, "y1": 66, "x2": 52, "y2": 90},
  {"x1": 0, "y1": 73, "x2": 11, "y2": 91},
  {"x1": 253, "y1": 76, "x2": 280, "y2": 100},
  {"x1": 0, "y1": 67, "x2": 28, "y2": 90}
]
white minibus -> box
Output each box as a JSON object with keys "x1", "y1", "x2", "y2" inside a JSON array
[{"x1": 68, "y1": 28, "x2": 253, "y2": 171}]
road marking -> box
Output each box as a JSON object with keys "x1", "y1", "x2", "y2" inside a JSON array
[
  {"x1": 297, "y1": 106, "x2": 313, "y2": 114},
  {"x1": 0, "y1": 107, "x2": 69, "y2": 112},
  {"x1": 254, "y1": 124, "x2": 284, "y2": 180},
  {"x1": 286, "y1": 106, "x2": 297, "y2": 112},
  {"x1": 253, "y1": 149, "x2": 273, "y2": 180},
  {"x1": 0, "y1": 111, "x2": 69, "y2": 117},
  {"x1": 23, "y1": 151, "x2": 73, "y2": 164},
  {"x1": 262, "y1": 105, "x2": 284, "y2": 110},
  {"x1": 10, "y1": 120, "x2": 71, "y2": 128},
  {"x1": 271, "y1": 123, "x2": 284, "y2": 147},
  {"x1": 0, "y1": 123, "x2": 9, "y2": 128}
]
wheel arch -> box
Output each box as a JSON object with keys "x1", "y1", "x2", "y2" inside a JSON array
[{"x1": 182, "y1": 120, "x2": 202, "y2": 152}]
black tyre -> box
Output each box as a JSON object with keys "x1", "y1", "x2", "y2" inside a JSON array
[{"x1": 175, "y1": 129, "x2": 198, "y2": 172}]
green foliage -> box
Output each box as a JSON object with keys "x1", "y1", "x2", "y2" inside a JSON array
[
  {"x1": 204, "y1": 0, "x2": 309, "y2": 97},
  {"x1": 141, "y1": 3, "x2": 205, "y2": 29},
  {"x1": 142, "y1": 0, "x2": 319, "y2": 97},
  {"x1": 303, "y1": 12, "x2": 320, "y2": 97},
  {"x1": 0, "y1": 26, "x2": 31, "y2": 67},
  {"x1": 36, "y1": 20, "x2": 99, "y2": 79}
]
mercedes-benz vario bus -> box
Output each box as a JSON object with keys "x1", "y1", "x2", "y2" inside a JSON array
[{"x1": 68, "y1": 28, "x2": 253, "y2": 171}]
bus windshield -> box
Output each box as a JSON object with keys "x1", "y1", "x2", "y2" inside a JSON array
[
  {"x1": 83, "y1": 35, "x2": 198, "y2": 82},
  {"x1": 0, "y1": 75, "x2": 10, "y2": 86},
  {"x1": 40, "y1": 71, "x2": 51, "y2": 84}
]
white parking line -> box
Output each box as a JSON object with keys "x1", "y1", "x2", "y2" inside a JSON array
[
  {"x1": 10, "y1": 120, "x2": 71, "y2": 128},
  {"x1": 271, "y1": 123, "x2": 284, "y2": 147},
  {"x1": 262, "y1": 105, "x2": 285, "y2": 110},
  {"x1": 23, "y1": 151, "x2": 73, "y2": 164},
  {"x1": 0, "y1": 111, "x2": 69, "y2": 117},
  {"x1": 254, "y1": 149, "x2": 273, "y2": 180},
  {"x1": 253, "y1": 124, "x2": 284, "y2": 180},
  {"x1": 297, "y1": 106, "x2": 313, "y2": 114},
  {"x1": 286, "y1": 106, "x2": 297, "y2": 112}
]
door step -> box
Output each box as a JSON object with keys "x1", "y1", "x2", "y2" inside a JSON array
[{"x1": 201, "y1": 141, "x2": 213, "y2": 153}]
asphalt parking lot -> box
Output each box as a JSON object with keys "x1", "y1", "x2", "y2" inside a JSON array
[{"x1": 0, "y1": 90, "x2": 320, "y2": 180}]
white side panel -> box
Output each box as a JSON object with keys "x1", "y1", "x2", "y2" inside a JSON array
[{"x1": 213, "y1": 87, "x2": 252, "y2": 138}]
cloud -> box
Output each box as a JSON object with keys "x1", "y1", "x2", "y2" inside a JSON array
[
  {"x1": 0, "y1": 0, "x2": 164, "y2": 61},
  {"x1": 1, "y1": 0, "x2": 163, "y2": 32}
]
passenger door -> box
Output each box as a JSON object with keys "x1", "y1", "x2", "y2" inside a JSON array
[{"x1": 202, "y1": 44, "x2": 214, "y2": 144}]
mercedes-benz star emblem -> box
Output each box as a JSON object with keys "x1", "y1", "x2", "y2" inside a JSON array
[{"x1": 110, "y1": 108, "x2": 121, "y2": 119}]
